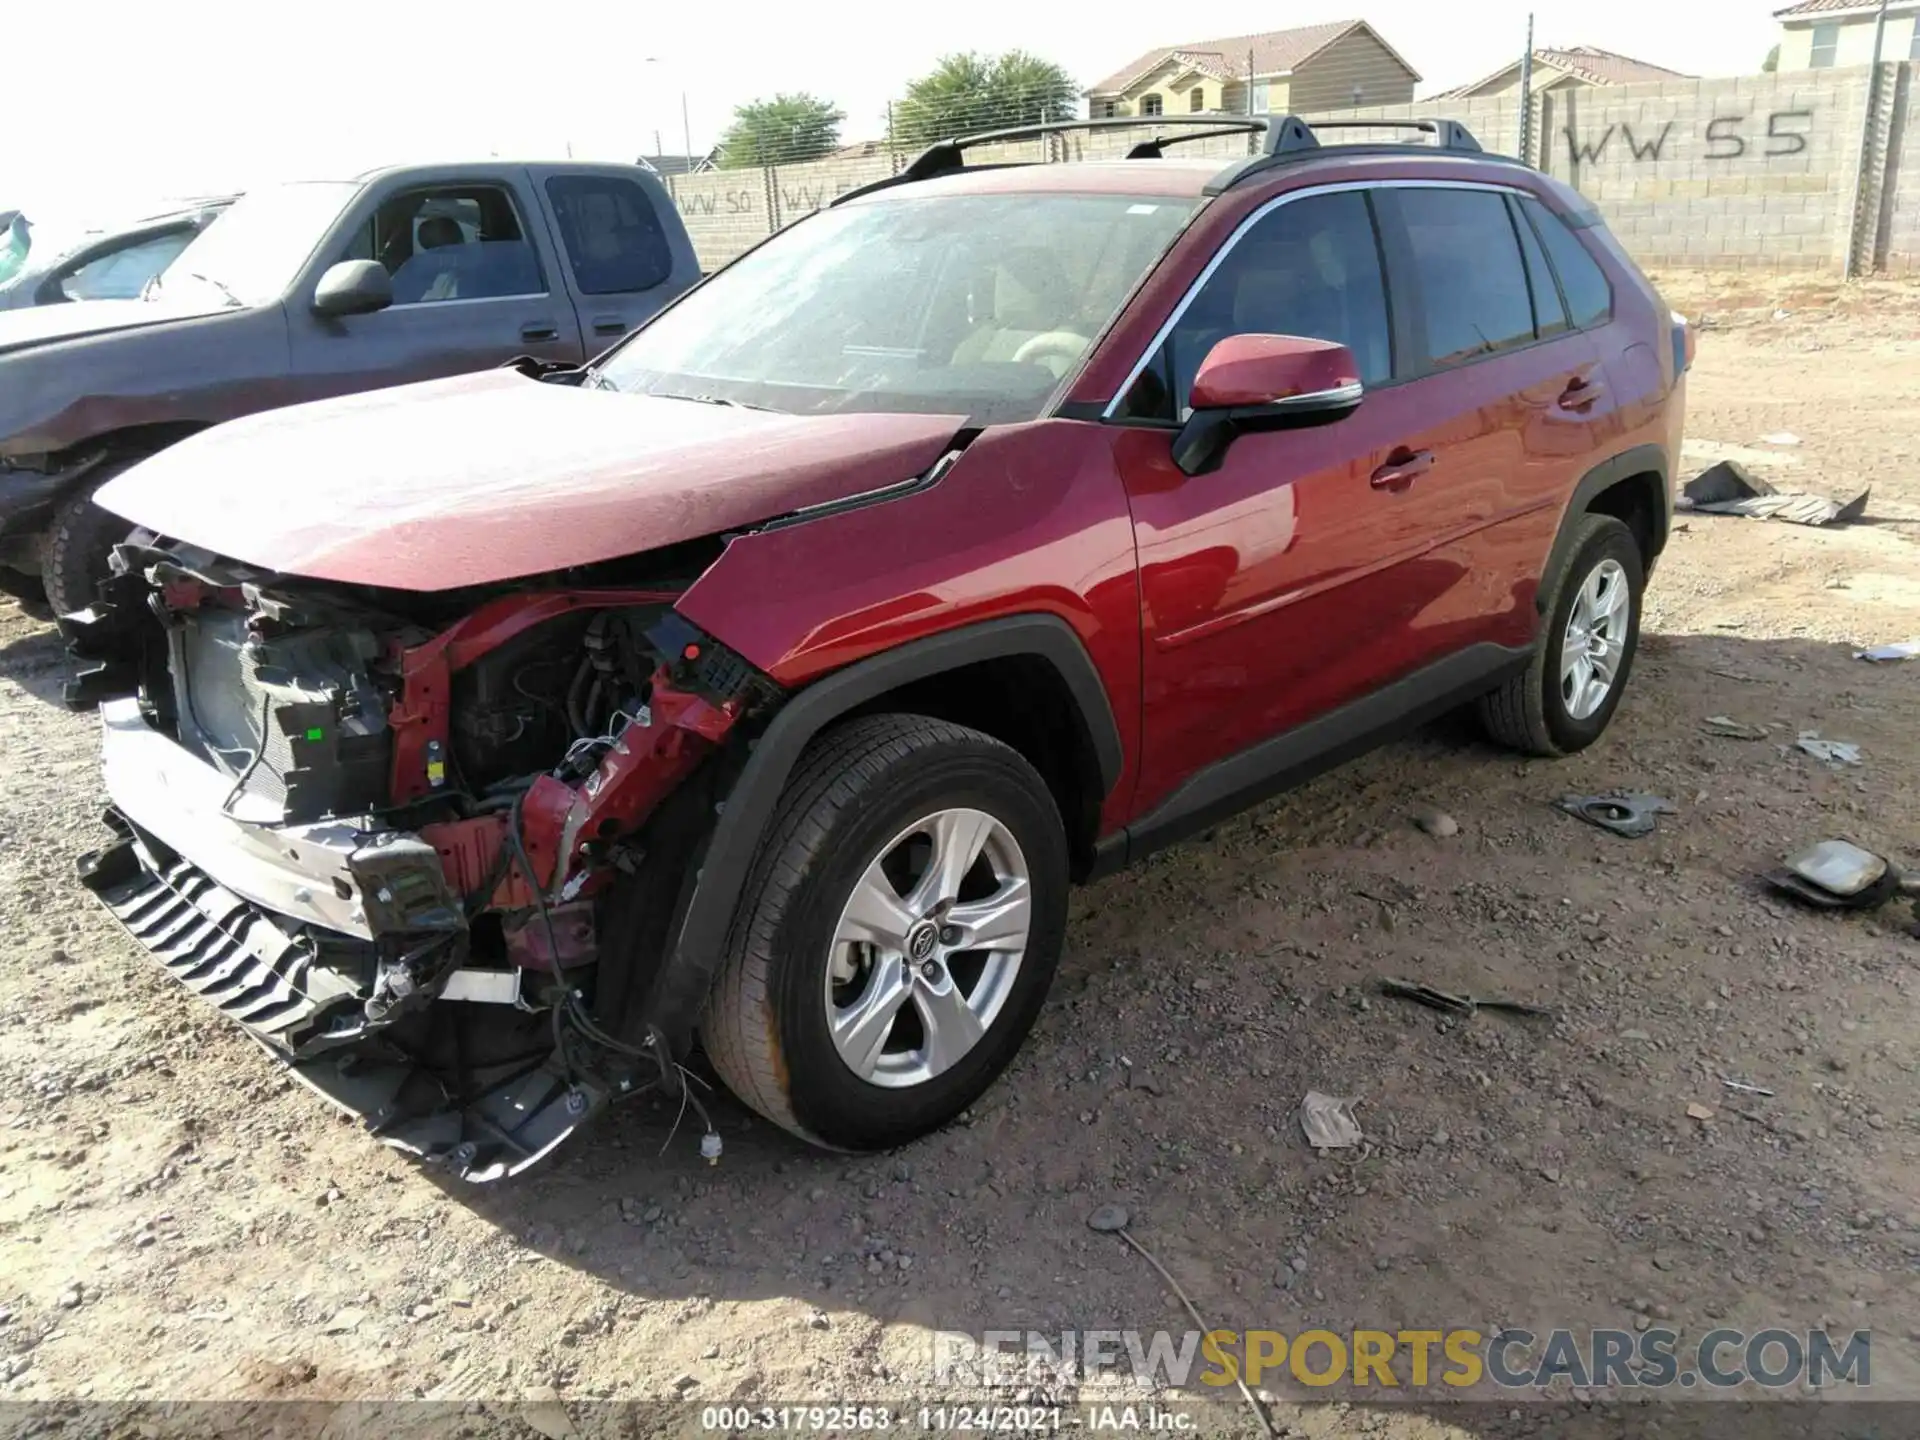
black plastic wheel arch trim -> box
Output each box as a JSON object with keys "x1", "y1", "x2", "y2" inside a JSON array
[
  {"x1": 1540, "y1": 444, "x2": 1671, "y2": 612},
  {"x1": 637, "y1": 613, "x2": 1123, "y2": 1044}
]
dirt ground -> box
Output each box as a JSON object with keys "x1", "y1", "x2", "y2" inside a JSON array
[{"x1": 0, "y1": 272, "x2": 1916, "y2": 1438}]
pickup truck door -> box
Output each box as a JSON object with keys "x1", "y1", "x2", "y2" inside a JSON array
[
  {"x1": 284, "y1": 169, "x2": 585, "y2": 405},
  {"x1": 525, "y1": 165, "x2": 698, "y2": 355}
]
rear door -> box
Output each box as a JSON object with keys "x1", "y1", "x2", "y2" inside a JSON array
[
  {"x1": 1362, "y1": 183, "x2": 1616, "y2": 659},
  {"x1": 530, "y1": 168, "x2": 694, "y2": 353},
  {"x1": 286, "y1": 173, "x2": 584, "y2": 404}
]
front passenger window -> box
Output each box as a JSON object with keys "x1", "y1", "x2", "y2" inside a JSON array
[
  {"x1": 1119, "y1": 191, "x2": 1392, "y2": 421},
  {"x1": 344, "y1": 185, "x2": 546, "y2": 305}
]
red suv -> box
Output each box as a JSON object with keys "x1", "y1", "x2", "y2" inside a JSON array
[{"x1": 71, "y1": 116, "x2": 1687, "y2": 1179}]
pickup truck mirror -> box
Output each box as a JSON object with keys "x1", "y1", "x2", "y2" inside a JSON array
[
  {"x1": 312, "y1": 260, "x2": 394, "y2": 319},
  {"x1": 1171, "y1": 334, "x2": 1363, "y2": 477}
]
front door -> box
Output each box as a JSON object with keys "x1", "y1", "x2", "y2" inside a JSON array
[
  {"x1": 287, "y1": 177, "x2": 583, "y2": 405},
  {"x1": 1110, "y1": 187, "x2": 1435, "y2": 817}
]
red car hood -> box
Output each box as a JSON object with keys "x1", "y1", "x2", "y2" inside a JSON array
[{"x1": 97, "y1": 371, "x2": 965, "y2": 590}]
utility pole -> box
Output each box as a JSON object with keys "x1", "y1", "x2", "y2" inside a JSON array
[
  {"x1": 1844, "y1": 0, "x2": 1891, "y2": 277},
  {"x1": 1248, "y1": 49, "x2": 1256, "y2": 115},
  {"x1": 683, "y1": 91, "x2": 695, "y2": 171},
  {"x1": 1517, "y1": 12, "x2": 1535, "y2": 163}
]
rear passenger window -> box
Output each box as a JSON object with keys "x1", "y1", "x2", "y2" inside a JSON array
[
  {"x1": 1509, "y1": 196, "x2": 1567, "y2": 338},
  {"x1": 1522, "y1": 197, "x2": 1613, "y2": 329},
  {"x1": 545, "y1": 176, "x2": 672, "y2": 294},
  {"x1": 1119, "y1": 190, "x2": 1392, "y2": 421},
  {"x1": 1396, "y1": 188, "x2": 1535, "y2": 367}
]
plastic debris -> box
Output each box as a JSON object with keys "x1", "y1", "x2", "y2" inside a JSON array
[
  {"x1": 1686, "y1": 1103, "x2": 1717, "y2": 1122},
  {"x1": 1790, "y1": 733, "x2": 1863, "y2": 767},
  {"x1": 1680, "y1": 460, "x2": 1867, "y2": 527},
  {"x1": 1722, "y1": 1077, "x2": 1775, "y2": 1098},
  {"x1": 1300, "y1": 1092, "x2": 1362, "y2": 1150},
  {"x1": 1554, "y1": 792, "x2": 1677, "y2": 838},
  {"x1": 1087, "y1": 1203, "x2": 1131, "y2": 1233},
  {"x1": 1766, "y1": 838, "x2": 1907, "y2": 911},
  {"x1": 1759, "y1": 431, "x2": 1801, "y2": 446},
  {"x1": 1702, "y1": 715, "x2": 1769, "y2": 740},
  {"x1": 1378, "y1": 977, "x2": 1554, "y2": 1020},
  {"x1": 1856, "y1": 640, "x2": 1920, "y2": 663}
]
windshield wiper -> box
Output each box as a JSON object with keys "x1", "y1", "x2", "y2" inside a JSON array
[{"x1": 655, "y1": 391, "x2": 778, "y2": 412}]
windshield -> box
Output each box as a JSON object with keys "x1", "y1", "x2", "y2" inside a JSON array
[
  {"x1": 154, "y1": 182, "x2": 359, "y2": 308},
  {"x1": 597, "y1": 191, "x2": 1197, "y2": 425}
]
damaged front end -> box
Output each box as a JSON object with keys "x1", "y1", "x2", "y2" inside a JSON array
[{"x1": 75, "y1": 540, "x2": 778, "y2": 1181}]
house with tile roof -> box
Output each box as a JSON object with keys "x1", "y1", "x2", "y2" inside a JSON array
[
  {"x1": 1435, "y1": 44, "x2": 1690, "y2": 100},
  {"x1": 1084, "y1": 20, "x2": 1419, "y2": 120},
  {"x1": 1773, "y1": 0, "x2": 1919, "y2": 71}
]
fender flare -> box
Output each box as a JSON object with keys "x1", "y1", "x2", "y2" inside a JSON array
[
  {"x1": 1537, "y1": 443, "x2": 1671, "y2": 613},
  {"x1": 637, "y1": 613, "x2": 1123, "y2": 1042}
]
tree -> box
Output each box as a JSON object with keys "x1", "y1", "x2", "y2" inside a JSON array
[
  {"x1": 1762, "y1": 44, "x2": 1780, "y2": 72},
  {"x1": 891, "y1": 51, "x2": 1079, "y2": 148},
  {"x1": 718, "y1": 93, "x2": 844, "y2": 168}
]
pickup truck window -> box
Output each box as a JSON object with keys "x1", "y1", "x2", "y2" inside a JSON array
[
  {"x1": 157, "y1": 182, "x2": 359, "y2": 308},
  {"x1": 595, "y1": 192, "x2": 1194, "y2": 425},
  {"x1": 340, "y1": 185, "x2": 547, "y2": 305},
  {"x1": 544, "y1": 176, "x2": 672, "y2": 295}
]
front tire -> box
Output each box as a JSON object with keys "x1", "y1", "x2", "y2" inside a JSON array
[
  {"x1": 1478, "y1": 513, "x2": 1644, "y2": 757},
  {"x1": 43, "y1": 459, "x2": 140, "y2": 618},
  {"x1": 703, "y1": 714, "x2": 1068, "y2": 1150}
]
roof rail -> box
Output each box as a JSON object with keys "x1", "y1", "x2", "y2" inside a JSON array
[{"x1": 831, "y1": 113, "x2": 1494, "y2": 207}]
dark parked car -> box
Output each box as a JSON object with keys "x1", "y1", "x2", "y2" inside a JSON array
[
  {"x1": 0, "y1": 199, "x2": 233, "y2": 312},
  {"x1": 72, "y1": 115, "x2": 1687, "y2": 1180},
  {"x1": 0, "y1": 161, "x2": 699, "y2": 615}
]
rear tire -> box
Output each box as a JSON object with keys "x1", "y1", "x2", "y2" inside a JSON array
[
  {"x1": 1478, "y1": 513, "x2": 1643, "y2": 757},
  {"x1": 43, "y1": 459, "x2": 140, "y2": 618},
  {"x1": 703, "y1": 713, "x2": 1068, "y2": 1150}
]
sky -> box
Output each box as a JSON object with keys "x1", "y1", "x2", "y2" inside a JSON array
[{"x1": 5, "y1": 0, "x2": 1780, "y2": 217}]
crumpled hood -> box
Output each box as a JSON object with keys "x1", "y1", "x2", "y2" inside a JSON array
[
  {"x1": 97, "y1": 370, "x2": 966, "y2": 590},
  {"x1": 0, "y1": 296, "x2": 233, "y2": 355}
]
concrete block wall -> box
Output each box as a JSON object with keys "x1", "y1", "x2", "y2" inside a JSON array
[{"x1": 670, "y1": 64, "x2": 1920, "y2": 276}]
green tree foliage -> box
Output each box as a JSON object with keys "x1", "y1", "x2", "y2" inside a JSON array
[
  {"x1": 1762, "y1": 44, "x2": 1780, "y2": 73},
  {"x1": 892, "y1": 51, "x2": 1079, "y2": 147},
  {"x1": 718, "y1": 93, "x2": 844, "y2": 168}
]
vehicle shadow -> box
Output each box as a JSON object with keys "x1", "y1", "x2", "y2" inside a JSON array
[
  {"x1": 426, "y1": 628, "x2": 1915, "y2": 1409},
  {"x1": 0, "y1": 609, "x2": 77, "y2": 708}
]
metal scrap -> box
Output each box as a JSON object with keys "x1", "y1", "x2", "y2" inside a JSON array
[
  {"x1": 1680, "y1": 460, "x2": 1868, "y2": 527},
  {"x1": 1300, "y1": 1091, "x2": 1363, "y2": 1150},
  {"x1": 1554, "y1": 792, "x2": 1677, "y2": 838},
  {"x1": 1790, "y1": 732, "x2": 1863, "y2": 767},
  {"x1": 1378, "y1": 978, "x2": 1555, "y2": 1020},
  {"x1": 1856, "y1": 640, "x2": 1920, "y2": 663}
]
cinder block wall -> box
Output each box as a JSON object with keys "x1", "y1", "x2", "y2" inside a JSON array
[{"x1": 670, "y1": 63, "x2": 1920, "y2": 276}]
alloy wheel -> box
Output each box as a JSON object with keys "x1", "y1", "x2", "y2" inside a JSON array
[
  {"x1": 824, "y1": 807, "x2": 1032, "y2": 1089},
  {"x1": 1560, "y1": 557, "x2": 1631, "y2": 721}
]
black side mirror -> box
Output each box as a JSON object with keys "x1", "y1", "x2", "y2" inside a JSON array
[{"x1": 312, "y1": 260, "x2": 393, "y2": 318}]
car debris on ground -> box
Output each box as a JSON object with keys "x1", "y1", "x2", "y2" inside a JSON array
[
  {"x1": 1765, "y1": 838, "x2": 1910, "y2": 911},
  {"x1": 1377, "y1": 977, "x2": 1554, "y2": 1020},
  {"x1": 1299, "y1": 1092, "x2": 1363, "y2": 1150},
  {"x1": 1790, "y1": 732, "x2": 1863, "y2": 766},
  {"x1": 1702, "y1": 715, "x2": 1770, "y2": 740},
  {"x1": 1554, "y1": 792, "x2": 1678, "y2": 838},
  {"x1": 1856, "y1": 639, "x2": 1920, "y2": 663},
  {"x1": 1680, "y1": 459, "x2": 1869, "y2": 527}
]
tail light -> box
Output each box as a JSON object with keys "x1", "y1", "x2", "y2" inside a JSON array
[{"x1": 1670, "y1": 311, "x2": 1696, "y2": 374}]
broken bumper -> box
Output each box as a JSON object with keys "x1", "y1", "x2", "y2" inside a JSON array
[{"x1": 78, "y1": 698, "x2": 609, "y2": 1181}]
